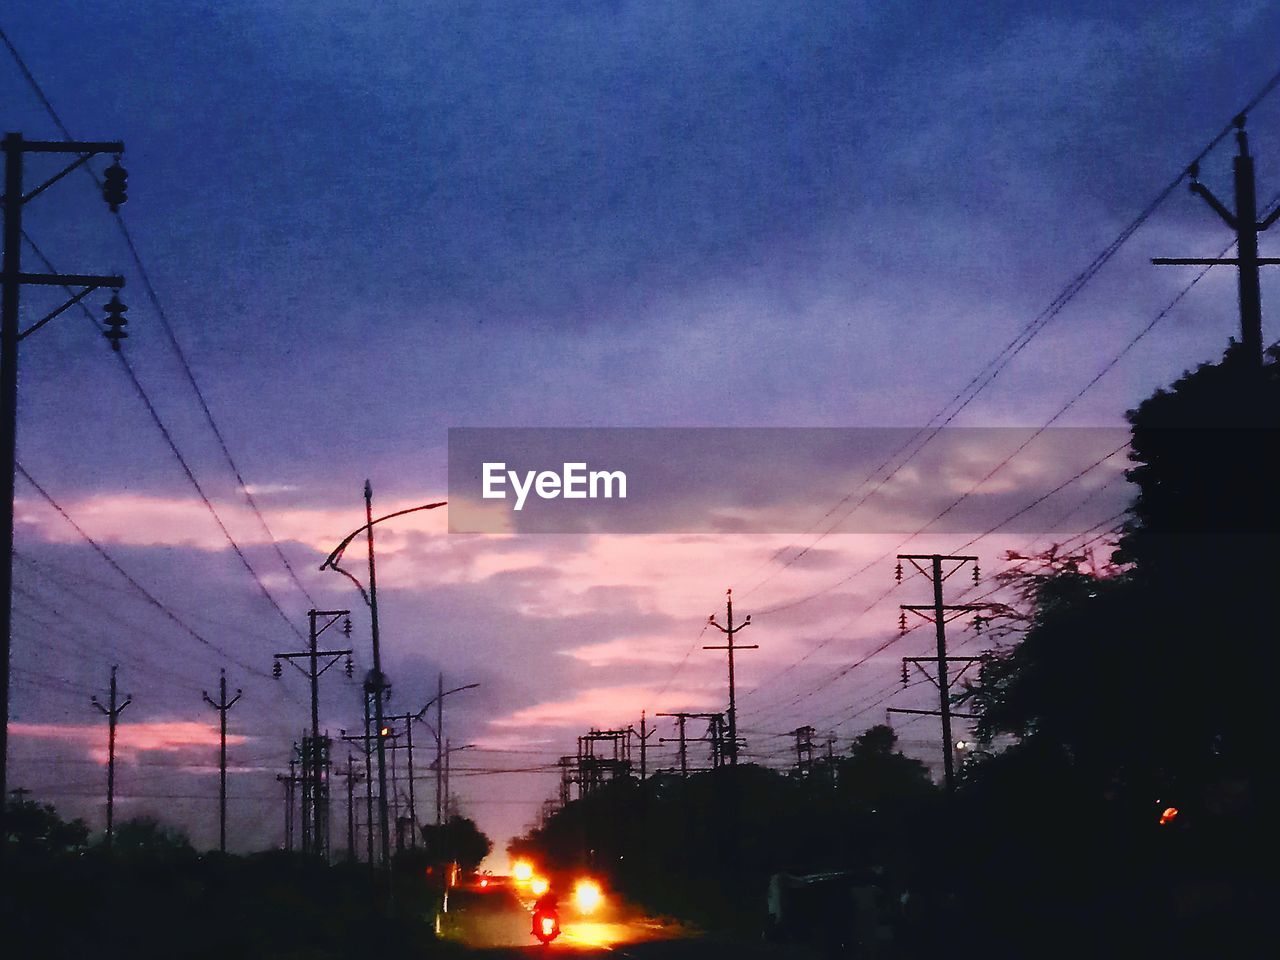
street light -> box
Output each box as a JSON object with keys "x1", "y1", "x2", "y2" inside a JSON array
[
  {"x1": 435, "y1": 741, "x2": 476, "y2": 822},
  {"x1": 415, "y1": 679, "x2": 480, "y2": 825},
  {"x1": 319, "y1": 484, "x2": 446, "y2": 869}
]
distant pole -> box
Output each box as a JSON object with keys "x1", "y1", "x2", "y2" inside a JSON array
[
  {"x1": 273, "y1": 609, "x2": 351, "y2": 858},
  {"x1": 444, "y1": 737, "x2": 451, "y2": 820},
  {"x1": 658, "y1": 713, "x2": 691, "y2": 777},
  {"x1": 277, "y1": 764, "x2": 296, "y2": 851},
  {"x1": 637, "y1": 711, "x2": 652, "y2": 781},
  {"x1": 91, "y1": 666, "x2": 131, "y2": 848},
  {"x1": 362, "y1": 685, "x2": 375, "y2": 871},
  {"x1": 435, "y1": 672, "x2": 444, "y2": 825},
  {"x1": 706, "y1": 589, "x2": 757, "y2": 765},
  {"x1": 202, "y1": 671, "x2": 241, "y2": 853},
  {"x1": 390, "y1": 729, "x2": 402, "y2": 853},
  {"x1": 288, "y1": 754, "x2": 298, "y2": 850},
  {"x1": 404, "y1": 716, "x2": 417, "y2": 847},
  {"x1": 1153, "y1": 116, "x2": 1280, "y2": 366},
  {"x1": 345, "y1": 754, "x2": 357, "y2": 861}
]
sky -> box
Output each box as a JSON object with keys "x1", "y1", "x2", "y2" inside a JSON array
[{"x1": 2, "y1": 0, "x2": 1279, "y2": 859}]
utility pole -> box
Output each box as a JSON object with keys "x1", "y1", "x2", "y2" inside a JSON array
[
  {"x1": 273, "y1": 608, "x2": 352, "y2": 858},
  {"x1": 896, "y1": 554, "x2": 984, "y2": 792},
  {"x1": 2, "y1": 133, "x2": 127, "y2": 828},
  {"x1": 434, "y1": 673, "x2": 443, "y2": 824},
  {"x1": 1153, "y1": 116, "x2": 1279, "y2": 366},
  {"x1": 632, "y1": 710, "x2": 655, "y2": 781},
  {"x1": 381, "y1": 713, "x2": 419, "y2": 848},
  {"x1": 201, "y1": 670, "x2": 242, "y2": 853},
  {"x1": 363, "y1": 481, "x2": 393, "y2": 869},
  {"x1": 90, "y1": 666, "x2": 131, "y2": 848},
  {"x1": 706, "y1": 588, "x2": 756, "y2": 766},
  {"x1": 657, "y1": 711, "x2": 727, "y2": 776},
  {"x1": 792, "y1": 725, "x2": 816, "y2": 779},
  {"x1": 336, "y1": 754, "x2": 364, "y2": 862},
  {"x1": 339, "y1": 701, "x2": 377, "y2": 874},
  {"x1": 276, "y1": 757, "x2": 300, "y2": 852}
]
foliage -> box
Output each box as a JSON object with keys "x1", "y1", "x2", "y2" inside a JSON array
[
  {"x1": 512, "y1": 734, "x2": 940, "y2": 933},
  {"x1": 420, "y1": 814, "x2": 492, "y2": 872},
  {"x1": 109, "y1": 815, "x2": 196, "y2": 858},
  {"x1": 2, "y1": 798, "x2": 90, "y2": 852}
]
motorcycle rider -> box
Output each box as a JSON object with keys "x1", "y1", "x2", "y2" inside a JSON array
[{"x1": 532, "y1": 888, "x2": 560, "y2": 938}]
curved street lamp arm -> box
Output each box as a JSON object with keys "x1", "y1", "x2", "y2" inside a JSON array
[
  {"x1": 413, "y1": 682, "x2": 481, "y2": 721},
  {"x1": 318, "y1": 500, "x2": 448, "y2": 604}
]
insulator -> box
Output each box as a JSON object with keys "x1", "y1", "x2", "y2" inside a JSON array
[
  {"x1": 972, "y1": 563, "x2": 980, "y2": 584},
  {"x1": 272, "y1": 660, "x2": 282, "y2": 679},
  {"x1": 894, "y1": 561, "x2": 903, "y2": 583},
  {"x1": 898, "y1": 610, "x2": 907, "y2": 634},
  {"x1": 102, "y1": 159, "x2": 128, "y2": 211},
  {"x1": 343, "y1": 617, "x2": 352, "y2": 637},
  {"x1": 103, "y1": 292, "x2": 128, "y2": 352},
  {"x1": 345, "y1": 656, "x2": 354, "y2": 679},
  {"x1": 900, "y1": 663, "x2": 909, "y2": 687},
  {"x1": 973, "y1": 615, "x2": 984, "y2": 635}
]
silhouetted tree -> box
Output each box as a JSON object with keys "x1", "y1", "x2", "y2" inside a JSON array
[
  {"x1": 420, "y1": 814, "x2": 492, "y2": 872},
  {"x1": 109, "y1": 815, "x2": 195, "y2": 858},
  {"x1": 2, "y1": 798, "x2": 90, "y2": 852}
]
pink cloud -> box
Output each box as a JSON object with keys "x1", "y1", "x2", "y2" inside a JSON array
[
  {"x1": 489, "y1": 684, "x2": 719, "y2": 729},
  {"x1": 10, "y1": 720, "x2": 249, "y2": 764}
]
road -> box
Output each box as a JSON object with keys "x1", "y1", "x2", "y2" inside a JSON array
[{"x1": 445, "y1": 885, "x2": 815, "y2": 959}]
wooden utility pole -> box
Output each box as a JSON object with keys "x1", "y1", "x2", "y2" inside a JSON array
[
  {"x1": 792, "y1": 725, "x2": 816, "y2": 778},
  {"x1": 658, "y1": 711, "x2": 725, "y2": 775},
  {"x1": 276, "y1": 757, "x2": 300, "y2": 852},
  {"x1": 706, "y1": 588, "x2": 756, "y2": 765},
  {"x1": 633, "y1": 711, "x2": 655, "y2": 781},
  {"x1": 336, "y1": 754, "x2": 363, "y2": 862},
  {"x1": 202, "y1": 670, "x2": 241, "y2": 853},
  {"x1": 1153, "y1": 116, "x2": 1279, "y2": 366},
  {"x1": 434, "y1": 673, "x2": 444, "y2": 824},
  {"x1": 896, "y1": 554, "x2": 984, "y2": 792},
  {"x1": 2, "y1": 132, "x2": 126, "y2": 835},
  {"x1": 90, "y1": 666, "x2": 131, "y2": 848}
]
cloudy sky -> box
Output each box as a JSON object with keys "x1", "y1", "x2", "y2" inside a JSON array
[{"x1": 3, "y1": 1, "x2": 1278, "y2": 857}]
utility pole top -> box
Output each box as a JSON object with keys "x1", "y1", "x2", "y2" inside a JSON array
[{"x1": 1152, "y1": 111, "x2": 1278, "y2": 366}]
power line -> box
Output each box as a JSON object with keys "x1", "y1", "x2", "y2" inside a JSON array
[
  {"x1": 733, "y1": 68, "x2": 1280, "y2": 608},
  {"x1": 14, "y1": 462, "x2": 283, "y2": 685},
  {"x1": 749, "y1": 506, "x2": 1128, "y2": 726},
  {"x1": 0, "y1": 23, "x2": 318, "y2": 611},
  {"x1": 18, "y1": 231, "x2": 305, "y2": 641}
]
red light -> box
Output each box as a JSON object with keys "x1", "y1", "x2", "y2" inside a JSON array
[
  {"x1": 1159, "y1": 806, "x2": 1179, "y2": 826},
  {"x1": 541, "y1": 917, "x2": 555, "y2": 936},
  {"x1": 480, "y1": 878, "x2": 489, "y2": 887}
]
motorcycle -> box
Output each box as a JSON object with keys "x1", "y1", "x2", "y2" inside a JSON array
[{"x1": 532, "y1": 907, "x2": 561, "y2": 945}]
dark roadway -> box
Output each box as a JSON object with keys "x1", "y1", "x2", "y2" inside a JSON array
[{"x1": 446, "y1": 885, "x2": 816, "y2": 959}]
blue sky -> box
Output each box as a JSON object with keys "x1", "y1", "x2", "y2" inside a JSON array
[{"x1": 3, "y1": 1, "x2": 1279, "y2": 855}]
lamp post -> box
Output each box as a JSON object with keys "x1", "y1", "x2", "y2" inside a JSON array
[
  {"x1": 414, "y1": 676, "x2": 480, "y2": 825},
  {"x1": 319, "y1": 485, "x2": 446, "y2": 868}
]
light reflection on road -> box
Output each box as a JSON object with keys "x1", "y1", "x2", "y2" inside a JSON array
[{"x1": 448, "y1": 885, "x2": 682, "y2": 952}]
